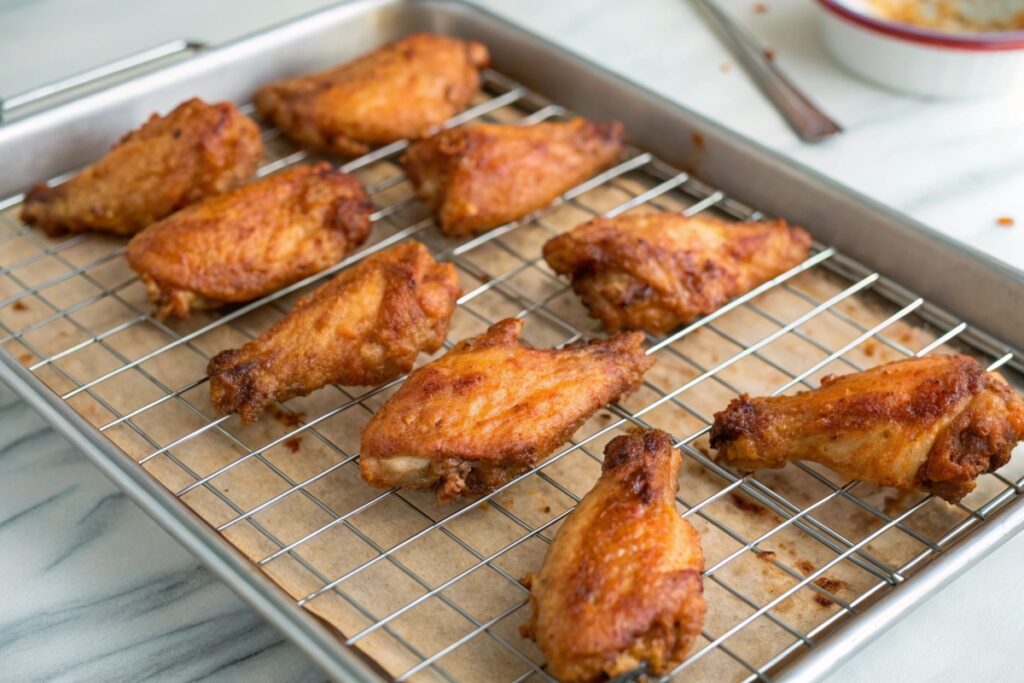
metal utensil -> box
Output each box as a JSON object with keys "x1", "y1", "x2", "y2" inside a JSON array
[
  {"x1": 691, "y1": 0, "x2": 843, "y2": 142},
  {"x1": 2, "y1": 3, "x2": 1024, "y2": 682}
]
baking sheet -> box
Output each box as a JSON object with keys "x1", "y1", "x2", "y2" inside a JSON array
[{"x1": 2, "y1": 85, "x2": 1022, "y2": 682}]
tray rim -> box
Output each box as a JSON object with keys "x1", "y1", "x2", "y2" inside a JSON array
[
  {"x1": 0, "y1": 349, "x2": 383, "y2": 682},
  {"x1": 2, "y1": 3, "x2": 1022, "y2": 352},
  {"x1": 1, "y1": 0, "x2": 1023, "y2": 681}
]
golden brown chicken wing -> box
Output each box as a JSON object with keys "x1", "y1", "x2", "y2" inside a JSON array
[
  {"x1": 401, "y1": 118, "x2": 625, "y2": 237},
  {"x1": 21, "y1": 98, "x2": 262, "y2": 237},
  {"x1": 359, "y1": 318, "x2": 653, "y2": 502},
  {"x1": 126, "y1": 162, "x2": 372, "y2": 319},
  {"x1": 254, "y1": 33, "x2": 489, "y2": 157},
  {"x1": 207, "y1": 241, "x2": 459, "y2": 423},
  {"x1": 711, "y1": 355, "x2": 1024, "y2": 503},
  {"x1": 543, "y1": 212, "x2": 813, "y2": 334},
  {"x1": 521, "y1": 429, "x2": 706, "y2": 683}
]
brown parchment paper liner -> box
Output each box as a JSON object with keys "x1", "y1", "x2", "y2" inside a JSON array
[{"x1": 2, "y1": 92, "x2": 1022, "y2": 682}]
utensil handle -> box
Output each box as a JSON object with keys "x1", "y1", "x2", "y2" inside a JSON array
[
  {"x1": 0, "y1": 38, "x2": 206, "y2": 123},
  {"x1": 692, "y1": 0, "x2": 842, "y2": 142}
]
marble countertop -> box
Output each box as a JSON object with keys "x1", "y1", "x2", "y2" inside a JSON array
[{"x1": 1, "y1": 0, "x2": 1023, "y2": 681}]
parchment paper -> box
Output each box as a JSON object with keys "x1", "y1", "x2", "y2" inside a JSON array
[{"x1": 2, "y1": 93, "x2": 1022, "y2": 682}]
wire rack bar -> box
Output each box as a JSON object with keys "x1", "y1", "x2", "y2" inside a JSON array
[
  {"x1": 703, "y1": 332, "x2": 1018, "y2": 681},
  {"x1": 2, "y1": 65, "x2": 1021, "y2": 683},
  {"x1": 291, "y1": 272, "x2": 885, "y2": 611},
  {"x1": 463, "y1": 226, "x2": 913, "y2": 588}
]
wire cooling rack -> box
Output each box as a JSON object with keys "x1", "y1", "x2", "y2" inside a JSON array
[{"x1": 1, "y1": 68, "x2": 1023, "y2": 682}]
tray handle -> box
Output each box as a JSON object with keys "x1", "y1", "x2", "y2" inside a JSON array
[{"x1": 0, "y1": 38, "x2": 206, "y2": 122}]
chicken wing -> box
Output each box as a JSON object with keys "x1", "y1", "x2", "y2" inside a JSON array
[
  {"x1": 543, "y1": 212, "x2": 813, "y2": 334},
  {"x1": 710, "y1": 355, "x2": 1024, "y2": 503},
  {"x1": 360, "y1": 318, "x2": 653, "y2": 502},
  {"x1": 126, "y1": 163, "x2": 372, "y2": 319},
  {"x1": 401, "y1": 118, "x2": 625, "y2": 237},
  {"x1": 254, "y1": 33, "x2": 489, "y2": 157},
  {"x1": 521, "y1": 429, "x2": 706, "y2": 683},
  {"x1": 21, "y1": 98, "x2": 262, "y2": 237},
  {"x1": 207, "y1": 242, "x2": 460, "y2": 423}
]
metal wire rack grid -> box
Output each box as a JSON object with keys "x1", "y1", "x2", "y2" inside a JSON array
[{"x1": 1, "y1": 68, "x2": 1022, "y2": 683}]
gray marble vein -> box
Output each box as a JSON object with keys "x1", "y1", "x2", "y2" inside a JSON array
[
  {"x1": 0, "y1": 0, "x2": 1023, "y2": 681},
  {"x1": 0, "y1": 380, "x2": 324, "y2": 683}
]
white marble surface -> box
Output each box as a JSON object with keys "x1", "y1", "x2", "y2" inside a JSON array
[{"x1": 1, "y1": 0, "x2": 1023, "y2": 681}]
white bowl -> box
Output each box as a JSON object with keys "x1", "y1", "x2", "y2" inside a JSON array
[{"x1": 816, "y1": 0, "x2": 1024, "y2": 98}]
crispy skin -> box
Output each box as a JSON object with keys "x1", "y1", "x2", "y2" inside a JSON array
[
  {"x1": 21, "y1": 98, "x2": 262, "y2": 237},
  {"x1": 521, "y1": 429, "x2": 706, "y2": 682},
  {"x1": 126, "y1": 163, "x2": 372, "y2": 319},
  {"x1": 208, "y1": 242, "x2": 458, "y2": 423},
  {"x1": 710, "y1": 355, "x2": 1024, "y2": 503},
  {"x1": 402, "y1": 118, "x2": 625, "y2": 237},
  {"x1": 359, "y1": 318, "x2": 653, "y2": 502},
  {"x1": 543, "y1": 212, "x2": 813, "y2": 334},
  {"x1": 254, "y1": 34, "x2": 489, "y2": 157},
  {"x1": 207, "y1": 242, "x2": 459, "y2": 423}
]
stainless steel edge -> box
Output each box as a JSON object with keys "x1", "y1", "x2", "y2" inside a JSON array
[
  {"x1": 0, "y1": 0, "x2": 1020, "y2": 352},
  {"x1": 0, "y1": 39, "x2": 207, "y2": 124},
  {"x1": 0, "y1": 0, "x2": 407, "y2": 191},
  {"x1": 0, "y1": 352, "x2": 383, "y2": 683},
  {"x1": 779, "y1": 497, "x2": 1024, "y2": 682},
  {"x1": 415, "y1": 0, "x2": 1024, "y2": 353},
  {"x1": 1, "y1": 0, "x2": 1023, "y2": 680}
]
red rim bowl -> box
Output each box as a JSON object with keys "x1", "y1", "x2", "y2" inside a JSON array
[{"x1": 816, "y1": 0, "x2": 1024, "y2": 51}]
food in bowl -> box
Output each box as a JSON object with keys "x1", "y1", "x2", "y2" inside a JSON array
[
  {"x1": 867, "y1": 0, "x2": 1024, "y2": 33},
  {"x1": 817, "y1": 0, "x2": 1024, "y2": 98}
]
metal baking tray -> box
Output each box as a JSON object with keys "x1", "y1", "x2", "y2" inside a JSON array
[{"x1": 2, "y1": 1, "x2": 1023, "y2": 681}]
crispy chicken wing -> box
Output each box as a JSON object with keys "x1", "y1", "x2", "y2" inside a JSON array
[
  {"x1": 254, "y1": 33, "x2": 489, "y2": 157},
  {"x1": 126, "y1": 163, "x2": 372, "y2": 319},
  {"x1": 207, "y1": 242, "x2": 459, "y2": 423},
  {"x1": 402, "y1": 118, "x2": 625, "y2": 237},
  {"x1": 711, "y1": 355, "x2": 1024, "y2": 503},
  {"x1": 360, "y1": 318, "x2": 653, "y2": 502},
  {"x1": 544, "y1": 212, "x2": 813, "y2": 334},
  {"x1": 521, "y1": 429, "x2": 706, "y2": 683},
  {"x1": 21, "y1": 98, "x2": 262, "y2": 237}
]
